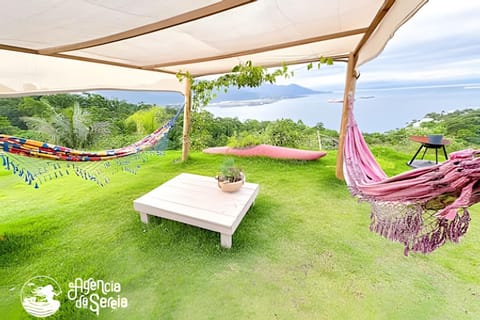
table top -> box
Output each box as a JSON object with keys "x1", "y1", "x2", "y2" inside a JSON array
[
  {"x1": 409, "y1": 135, "x2": 450, "y2": 146},
  {"x1": 133, "y1": 173, "x2": 259, "y2": 232}
]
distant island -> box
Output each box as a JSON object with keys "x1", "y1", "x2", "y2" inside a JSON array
[
  {"x1": 94, "y1": 83, "x2": 326, "y2": 107},
  {"x1": 209, "y1": 83, "x2": 328, "y2": 107},
  {"x1": 213, "y1": 83, "x2": 325, "y2": 101}
]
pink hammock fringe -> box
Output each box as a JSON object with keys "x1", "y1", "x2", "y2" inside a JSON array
[{"x1": 343, "y1": 95, "x2": 480, "y2": 255}]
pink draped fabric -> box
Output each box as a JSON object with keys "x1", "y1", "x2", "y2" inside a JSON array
[{"x1": 343, "y1": 95, "x2": 479, "y2": 254}]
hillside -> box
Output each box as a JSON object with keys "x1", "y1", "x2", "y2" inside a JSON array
[
  {"x1": 94, "y1": 90, "x2": 185, "y2": 105},
  {"x1": 211, "y1": 83, "x2": 326, "y2": 102},
  {"x1": 93, "y1": 84, "x2": 323, "y2": 106}
]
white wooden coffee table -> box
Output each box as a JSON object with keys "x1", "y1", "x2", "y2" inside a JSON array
[{"x1": 133, "y1": 173, "x2": 259, "y2": 248}]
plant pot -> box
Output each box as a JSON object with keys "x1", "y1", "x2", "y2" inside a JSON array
[
  {"x1": 218, "y1": 179, "x2": 244, "y2": 192},
  {"x1": 217, "y1": 173, "x2": 245, "y2": 193},
  {"x1": 427, "y1": 134, "x2": 443, "y2": 144}
]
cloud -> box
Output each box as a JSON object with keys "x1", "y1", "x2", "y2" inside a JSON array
[
  {"x1": 276, "y1": 64, "x2": 347, "y2": 90},
  {"x1": 280, "y1": 0, "x2": 480, "y2": 90},
  {"x1": 387, "y1": 1, "x2": 480, "y2": 49},
  {"x1": 358, "y1": 0, "x2": 480, "y2": 85}
]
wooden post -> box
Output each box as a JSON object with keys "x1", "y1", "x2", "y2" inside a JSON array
[
  {"x1": 316, "y1": 130, "x2": 322, "y2": 150},
  {"x1": 335, "y1": 53, "x2": 357, "y2": 180},
  {"x1": 181, "y1": 77, "x2": 192, "y2": 161},
  {"x1": 334, "y1": 0, "x2": 397, "y2": 179}
]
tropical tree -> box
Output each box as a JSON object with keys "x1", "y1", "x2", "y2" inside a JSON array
[
  {"x1": 21, "y1": 99, "x2": 109, "y2": 149},
  {"x1": 0, "y1": 98, "x2": 24, "y2": 129},
  {"x1": 125, "y1": 106, "x2": 170, "y2": 135},
  {"x1": 42, "y1": 94, "x2": 78, "y2": 110},
  {"x1": 264, "y1": 119, "x2": 305, "y2": 147},
  {"x1": 0, "y1": 115, "x2": 16, "y2": 134}
]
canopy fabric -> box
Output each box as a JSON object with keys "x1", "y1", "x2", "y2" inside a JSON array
[
  {"x1": 0, "y1": 50, "x2": 186, "y2": 97},
  {"x1": 0, "y1": 0, "x2": 427, "y2": 96}
]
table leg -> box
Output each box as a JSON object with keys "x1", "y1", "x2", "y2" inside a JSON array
[
  {"x1": 140, "y1": 212, "x2": 150, "y2": 224},
  {"x1": 421, "y1": 146, "x2": 428, "y2": 159},
  {"x1": 408, "y1": 145, "x2": 424, "y2": 165},
  {"x1": 220, "y1": 233, "x2": 232, "y2": 248},
  {"x1": 442, "y1": 146, "x2": 448, "y2": 160}
]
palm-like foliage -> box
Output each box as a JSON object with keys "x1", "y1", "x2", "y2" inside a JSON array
[
  {"x1": 125, "y1": 106, "x2": 169, "y2": 135},
  {"x1": 21, "y1": 98, "x2": 110, "y2": 149}
]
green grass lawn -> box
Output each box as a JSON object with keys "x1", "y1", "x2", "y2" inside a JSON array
[{"x1": 1, "y1": 149, "x2": 479, "y2": 319}]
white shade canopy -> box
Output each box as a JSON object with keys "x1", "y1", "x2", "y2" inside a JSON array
[{"x1": 0, "y1": 0, "x2": 427, "y2": 96}]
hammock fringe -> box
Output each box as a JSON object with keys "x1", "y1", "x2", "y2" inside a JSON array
[{"x1": 369, "y1": 201, "x2": 471, "y2": 255}]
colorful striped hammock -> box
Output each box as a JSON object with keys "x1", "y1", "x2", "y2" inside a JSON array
[
  {"x1": 0, "y1": 106, "x2": 183, "y2": 188},
  {"x1": 344, "y1": 95, "x2": 479, "y2": 255}
]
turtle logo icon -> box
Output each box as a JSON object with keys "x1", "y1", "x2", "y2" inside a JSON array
[{"x1": 21, "y1": 276, "x2": 62, "y2": 318}]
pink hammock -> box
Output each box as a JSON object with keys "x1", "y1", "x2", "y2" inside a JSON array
[{"x1": 343, "y1": 95, "x2": 480, "y2": 255}]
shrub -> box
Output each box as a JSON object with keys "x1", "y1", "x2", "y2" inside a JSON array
[{"x1": 227, "y1": 132, "x2": 262, "y2": 148}]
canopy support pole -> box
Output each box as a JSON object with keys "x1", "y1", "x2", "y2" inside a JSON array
[
  {"x1": 335, "y1": 0, "x2": 398, "y2": 179},
  {"x1": 182, "y1": 77, "x2": 192, "y2": 161},
  {"x1": 336, "y1": 53, "x2": 357, "y2": 180}
]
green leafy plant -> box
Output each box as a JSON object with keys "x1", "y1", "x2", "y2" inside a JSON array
[
  {"x1": 21, "y1": 100, "x2": 110, "y2": 149},
  {"x1": 216, "y1": 158, "x2": 243, "y2": 183},
  {"x1": 227, "y1": 132, "x2": 262, "y2": 148},
  {"x1": 176, "y1": 58, "x2": 333, "y2": 111},
  {"x1": 306, "y1": 56, "x2": 334, "y2": 70}
]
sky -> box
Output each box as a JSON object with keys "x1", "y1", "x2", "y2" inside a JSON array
[
  {"x1": 277, "y1": 0, "x2": 480, "y2": 91},
  {"x1": 98, "y1": 0, "x2": 480, "y2": 104}
]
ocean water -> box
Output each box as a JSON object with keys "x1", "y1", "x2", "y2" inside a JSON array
[{"x1": 205, "y1": 84, "x2": 480, "y2": 133}]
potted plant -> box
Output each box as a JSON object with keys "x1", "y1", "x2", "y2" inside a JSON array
[{"x1": 215, "y1": 158, "x2": 245, "y2": 192}]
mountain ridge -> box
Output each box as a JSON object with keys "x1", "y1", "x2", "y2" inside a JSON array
[
  {"x1": 211, "y1": 83, "x2": 327, "y2": 102},
  {"x1": 94, "y1": 83, "x2": 323, "y2": 105}
]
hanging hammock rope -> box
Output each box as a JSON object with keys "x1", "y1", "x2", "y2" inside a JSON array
[
  {"x1": 343, "y1": 95, "x2": 480, "y2": 255},
  {"x1": 0, "y1": 105, "x2": 184, "y2": 188}
]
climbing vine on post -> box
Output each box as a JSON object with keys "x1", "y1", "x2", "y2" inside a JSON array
[
  {"x1": 176, "y1": 61, "x2": 291, "y2": 111},
  {"x1": 176, "y1": 58, "x2": 333, "y2": 110},
  {"x1": 306, "y1": 56, "x2": 334, "y2": 70}
]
